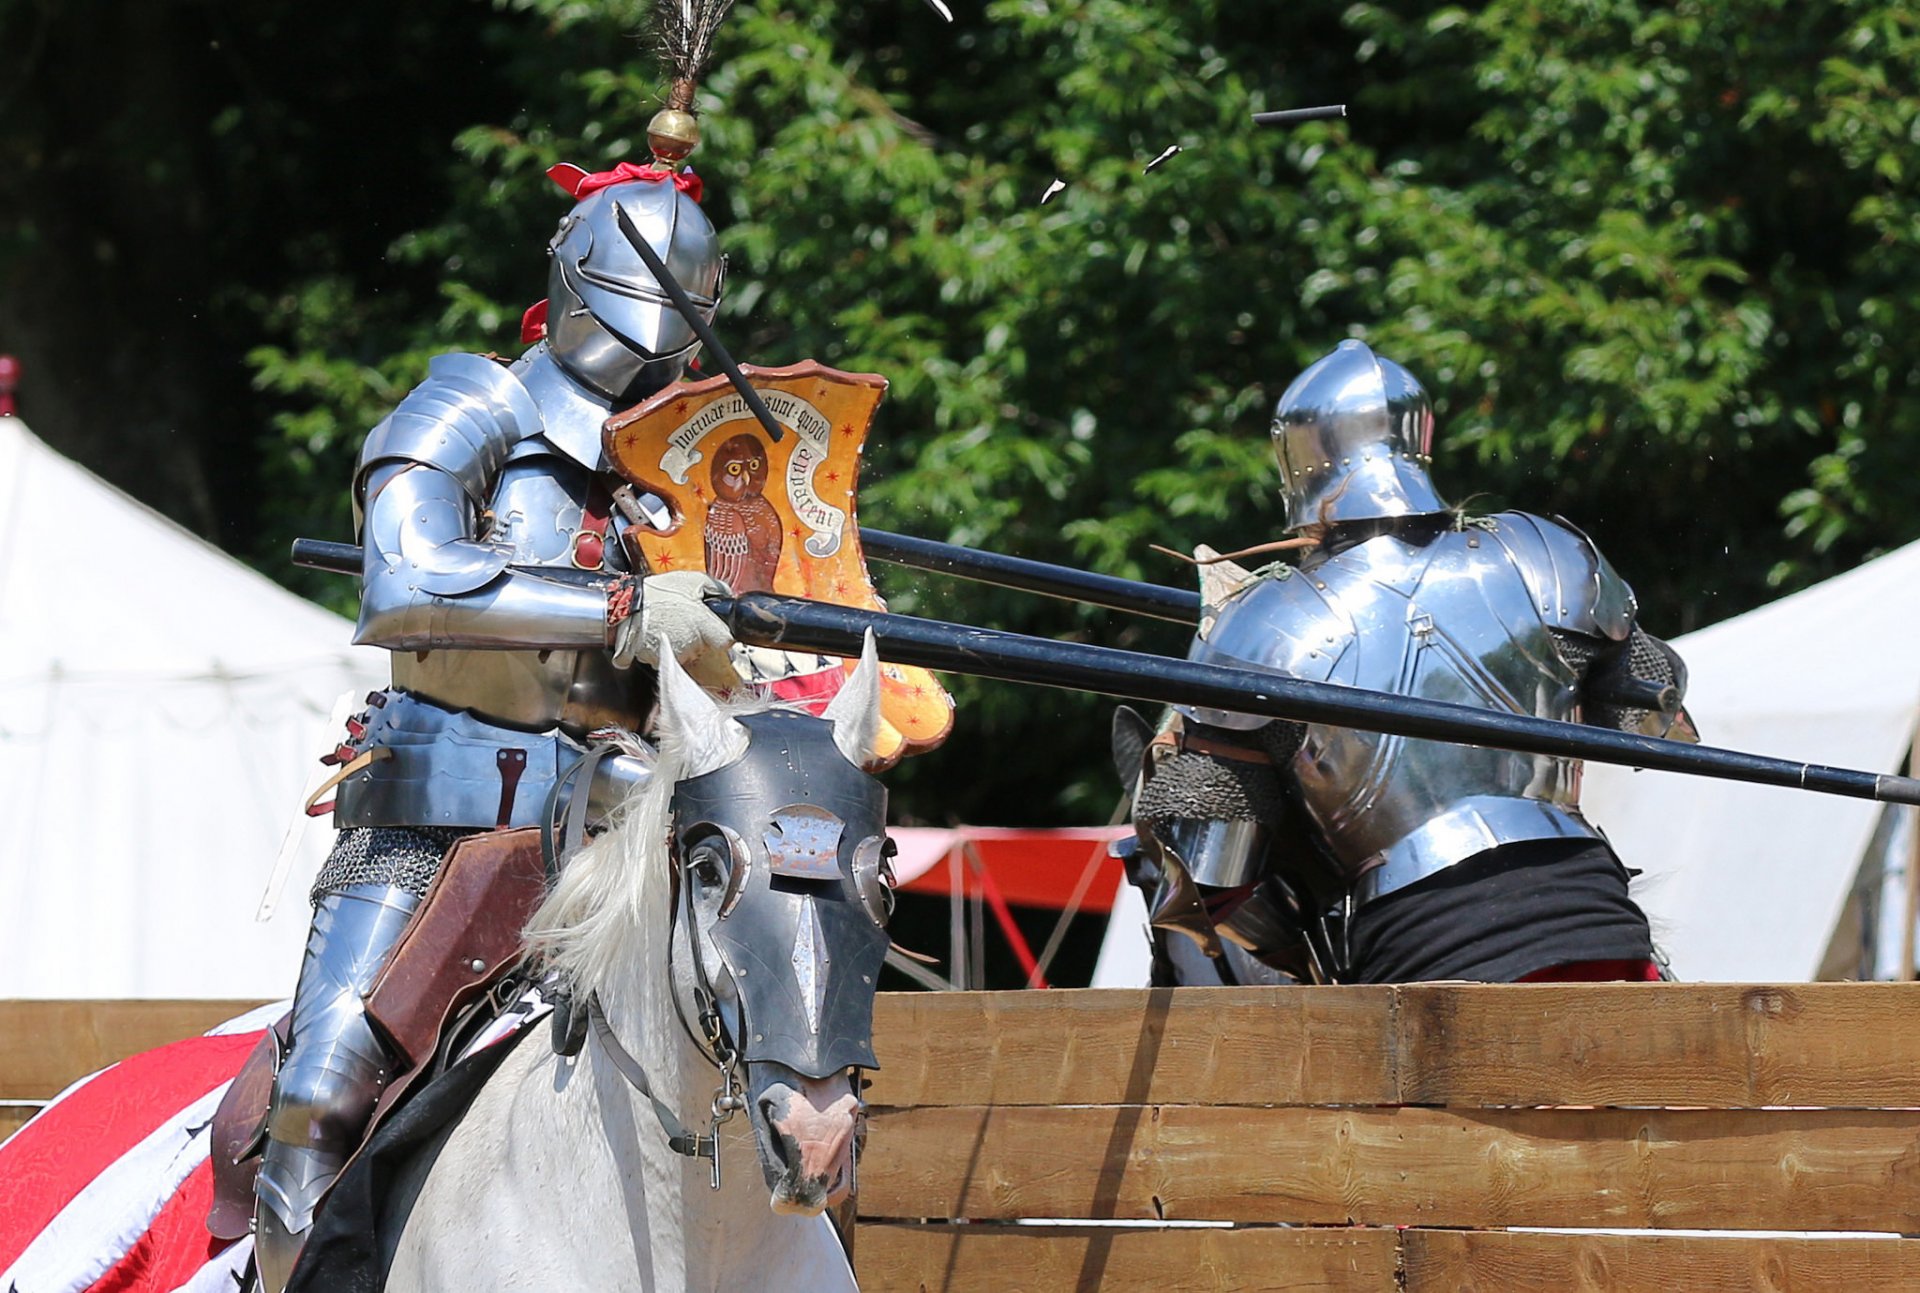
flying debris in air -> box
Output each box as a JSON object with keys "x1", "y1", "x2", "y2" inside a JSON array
[
  {"x1": 921, "y1": 0, "x2": 954, "y2": 21},
  {"x1": 1252, "y1": 104, "x2": 1348, "y2": 128},
  {"x1": 1145, "y1": 144, "x2": 1183, "y2": 173},
  {"x1": 1040, "y1": 179, "x2": 1067, "y2": 205}
]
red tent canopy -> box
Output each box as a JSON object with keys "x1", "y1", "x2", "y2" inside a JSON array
[{"x1": 890, "y1": 826, "x2": 1129, "y2": 912}]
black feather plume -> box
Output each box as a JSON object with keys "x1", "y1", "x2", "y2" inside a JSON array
[{"x1": 650, "y1": 0, "x2": 736, "y2": 87}]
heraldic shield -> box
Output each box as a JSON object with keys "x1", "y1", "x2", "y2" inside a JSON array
[{"x1": 603, "y1": 360, "x2": 955, "y2": 765}]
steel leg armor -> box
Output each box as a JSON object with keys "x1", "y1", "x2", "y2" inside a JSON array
[{"x1": 253, "y1": 881, "x2": 423, "y2": 1291}]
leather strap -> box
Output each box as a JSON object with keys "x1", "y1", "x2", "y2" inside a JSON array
[
  {"x1": 587, "y1": 993, "x2": 714, "y2": 1161},
  {"x1": 572, "y1": 479, "x2": 614, "y2": 570},
  {"x1": 1180, "y1": 732, "x2": 1276, "y2": 765},
  {"x1": 540, "y1": 745, "x2": 616, "y2": 884},
  {"x1": 495, "y1": 748, "x2": 528, "y2": 828},
  {"x1": 302, "y1": 747, "x2": 392, "y2": 818}
]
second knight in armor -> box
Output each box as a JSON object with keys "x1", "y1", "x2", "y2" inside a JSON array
[
  {"x1": 251, "y1": 164, "x2": 737, "y2": 1291},
  {"x1": 1124, "y1": 339, "x2": 1692, "y2": 988}
]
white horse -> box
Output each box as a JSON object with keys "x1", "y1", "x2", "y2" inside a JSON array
[{"x1": 385, "y1": 641, "x2": 893, "y2": 1292}]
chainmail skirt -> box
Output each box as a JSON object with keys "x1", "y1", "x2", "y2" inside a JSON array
[{"x1": 310, "y1": 826, "x2": 475, "y2": 904}]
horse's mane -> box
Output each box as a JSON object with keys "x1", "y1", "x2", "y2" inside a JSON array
[{"x1": 524, "y1": 693, "x2": 761, "y2": 1000}]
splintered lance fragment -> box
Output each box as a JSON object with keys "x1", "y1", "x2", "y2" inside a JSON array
[
  {"x1": 921, "y1": 0, "x2": 954, "y2": 20},
  {"x1": 1040, "y1": 179, "x2": 1067, "y2": 205},
  {"x1": 1146, "y1": 145, "x2": 1182, "y2": 172},
  {"x1": 1252, "y1": 104, "x2": 1348, "y2": 127}
]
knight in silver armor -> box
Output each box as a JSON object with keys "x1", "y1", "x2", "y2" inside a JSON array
[
  {"x1": 253, "y1": 165, "x2": 735, "y2": 1291},
  {"x1": 1127, "y1": 339, "x2": 1691, "y2": 987}
]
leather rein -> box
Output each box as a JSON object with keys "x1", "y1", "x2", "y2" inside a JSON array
[{"x1": 542, "y1": 746, "x2": 747, "y2": 1189}]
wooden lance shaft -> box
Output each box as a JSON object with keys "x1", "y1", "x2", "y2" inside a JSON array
[{"x1": 706, "y1": 589, "x2": 1920, "y2": 808}]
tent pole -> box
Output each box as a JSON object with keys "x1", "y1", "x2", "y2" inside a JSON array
[
  {"x1": 1902, "y1": 736, "x2": 1920, "y2": 981},
  {"x1": 948, "y1": 841, "x2": 967, "y2": 993}
]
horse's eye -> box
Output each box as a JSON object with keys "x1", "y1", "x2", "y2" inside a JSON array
[{"x1": 689, "y1": 844, "x2": 728, "y2": 889}]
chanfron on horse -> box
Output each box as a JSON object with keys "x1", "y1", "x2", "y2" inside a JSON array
[{"x1": 369, "y1": 636, "x2": 894, "y2": 1292}]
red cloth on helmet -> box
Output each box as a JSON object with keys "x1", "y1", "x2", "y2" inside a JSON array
[
  {"x1": 546, "y1": 161, "x2": 703, "y2": 205},
  {"x1": 520, "y1": 298, "x2": 549, "y2": 344}
]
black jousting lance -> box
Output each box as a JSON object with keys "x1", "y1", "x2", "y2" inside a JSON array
[
  {"x1": 859, "y1": 527, "x2": 1202, "y2": 624},
  {"x1": 290, "y1": 533, "x2": 1669, "y2": 715},
  {"x1": 1252, "y1": 104, "x2": 1348, "y2": 127},
  {"x1": 285, "y1": 539, "x2": 1907, "y2": 802},
  {"x1": 850, "y1": 530, "x2": 1675, "y2": 715},
  {"x1": 704, "y1": 590, "x2": 1920, "y2": 807}
]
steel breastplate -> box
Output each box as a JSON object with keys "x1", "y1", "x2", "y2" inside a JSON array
[{"x1": 1195, "y1": 525, "x2": 1601, "y2": 896}]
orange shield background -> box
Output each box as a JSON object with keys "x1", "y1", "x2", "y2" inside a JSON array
[{"x1": 603, "y1": 361, "x2": 954, "y2": 764}]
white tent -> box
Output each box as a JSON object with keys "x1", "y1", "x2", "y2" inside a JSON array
[
  {"x1": 1579, "y1": 541, "x2": 1920, "y2": 981},
  {"x1": 1095, "y1": 541, "x2": 1920, "y2": 986},
  {"x1": 0, "y1": 418, "x2": 384, "y2": 999}
]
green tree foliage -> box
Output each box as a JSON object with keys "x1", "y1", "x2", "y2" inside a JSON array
[{"x1": 13, "y1": 0, "x2": 1920, "y2": 820}]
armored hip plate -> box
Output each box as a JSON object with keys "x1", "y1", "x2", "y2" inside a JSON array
[{"x1": 334, "y1": 691, "x2": 587, "y2": 830}]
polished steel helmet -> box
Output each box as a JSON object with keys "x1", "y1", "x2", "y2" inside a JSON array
[
  {"x1": 546, "y1": 177, "x2": 725, "y2": 402},
  {"x1": 1271, "y1": 339, "x2": 1446, "y2": 530}
]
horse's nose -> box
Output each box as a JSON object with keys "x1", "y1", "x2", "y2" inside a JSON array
[{"x1": 760, "y1": 1072, "x2": 861, "y2": 1209}]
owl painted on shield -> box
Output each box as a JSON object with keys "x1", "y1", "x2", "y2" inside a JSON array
[{"x1": 702, "y1": 431, "x2": 784, "y2": 593}]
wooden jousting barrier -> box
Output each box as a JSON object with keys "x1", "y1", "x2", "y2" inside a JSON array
[{"x1": 6, "y1": 986, "x2": 1919, "y2": 1290}]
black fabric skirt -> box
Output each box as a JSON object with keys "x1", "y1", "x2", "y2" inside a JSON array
[{"x1": 1345, "y1": 837, "x2": 1654, "y2": 984}]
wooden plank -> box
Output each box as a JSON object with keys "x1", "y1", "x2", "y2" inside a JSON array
[
  {"x1": 1, "y1": 1105, "x2": 38, "y2": 1143},
  {"x1": 868, "y1": 987, "x2": 1398, "y2": 1109},
  {"x1": 856, "y1": 1223, "x2": 1399, "y2": 1292},
  {"x1": 1402, "y1": 1230, "x2": 1920, "y2": 1293},
  {"x1": 868, "y1": 984, "x2": 1920, "y2": 1110},
  {"x1": 0, "y1": 1000, "x2": 267, "y2": 1099},
  {"x1": 854, "y1": 1227, "x2": 1920, "y2": 1293},
  {"x1": 857, "y1": 1105, "x2": 1920, "y2": 1232},
  {"x1": 1393, "y1": 982, "x2": 1920, "y2": 1109}
]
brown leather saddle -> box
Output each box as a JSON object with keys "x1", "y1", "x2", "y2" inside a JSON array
[{"x1": 206, "y1": 829, "x2": 550, "y2": 1240}]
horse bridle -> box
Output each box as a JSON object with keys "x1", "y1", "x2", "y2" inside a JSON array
[{"x1": 544, "y1": 745, "x2": 748, "y2": 1189}]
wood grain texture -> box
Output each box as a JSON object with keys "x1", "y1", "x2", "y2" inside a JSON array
[
  {"x1": 854, "y1": 1226, "x2": 1920, "y2": 1293},
  {"x1": 867, "y1": 987, "x2": 1398, "y2": 1110},
  {"x1": 855, "y1": 1223, "x2": 1399, "y2": 1292},
  {"x1": 858, "y1": 1104, "x2": 1920, "y2": 1231},
  {"x1": 0, "y1": 1000, "x2": 266, "y2": 1099},
  {"x1": 1401, "y1": 1230, "x2": 1920, "y2": 1293},
  {"x1": 1392, "y1": 982, "x2": 1920, "y2": 1108},
  {"x1": 868, "y1": 983, "x2": 1920, "y2": 1109}
]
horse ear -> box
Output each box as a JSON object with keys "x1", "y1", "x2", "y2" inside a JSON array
[
  {"x1": 822, "y1": 630, "x2": 885, "y2": 767},
  {"x1": 656, "y1": 647, "x2": 731, "y2": 755}
]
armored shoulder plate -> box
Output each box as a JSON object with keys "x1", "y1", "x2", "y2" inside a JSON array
[
  {"x1": 508, "y1": 346, "x2": 619, "y2": 472},
  {"x1": 357, "y1": 353, "x2": 543, "y2": 507},
  {"x1": 1484, "y1": 512, "x2": 1635, "y2": 642},
  {"x1": 1195, "y1": 568, "x2": 1352, "y2": 684},
  {"x1": 1181, "y1": 569, "x2": 1350, "y2": 731}
]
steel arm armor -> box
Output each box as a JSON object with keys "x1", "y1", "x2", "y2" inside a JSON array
[
  {"x1": 1495, "y1": 515, "x2": 1689, "y2": 738},
  {"x1": 350, "y1": 350, "x2": 619, "y2": 652},
  {"x1": 1489, "y1": 513, "x2": 1636, "y2": 643},
  {"x1": 354, "y1": 461, "x2": 615, "y2": 651}
]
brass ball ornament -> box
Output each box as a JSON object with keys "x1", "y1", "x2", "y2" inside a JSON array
[{"x1": 648, "y1": 107, "x2": 701, "y2": 167}]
